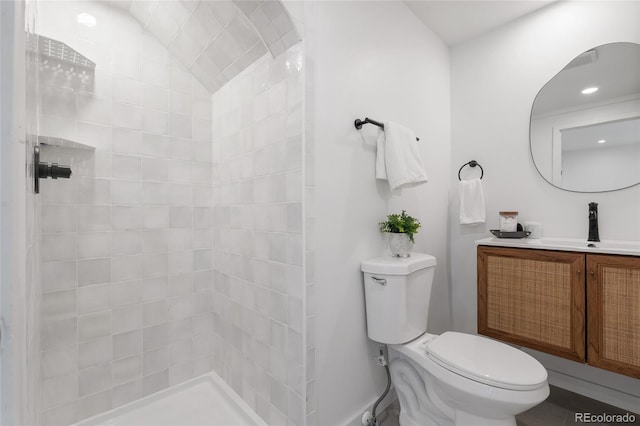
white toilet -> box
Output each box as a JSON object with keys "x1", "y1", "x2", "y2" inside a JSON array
[{"x1": 361, "y1": 253, "x2": 549, "y2": 426}]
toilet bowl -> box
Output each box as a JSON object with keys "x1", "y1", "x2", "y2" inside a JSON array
[
  {"x1": 388, "y1": 332, "x2": 549, "y2": 426},
  {"x1": 361, "y1": 253, "x2": 549, "y2": 426}
]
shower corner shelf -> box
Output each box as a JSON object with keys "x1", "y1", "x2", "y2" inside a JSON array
[
  {"x1": 28, "y1": 34, "x2": 96, "y2": 70},
  {"x1": 35, "y1": 135, "x2": 96, "y2": 151}
]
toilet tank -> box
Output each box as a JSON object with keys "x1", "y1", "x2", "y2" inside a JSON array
[{"x1": 361, "y1": 253, "x2": 437, "y2": 344}]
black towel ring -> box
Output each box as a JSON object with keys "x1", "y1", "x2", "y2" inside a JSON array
[{"x1": 458, "y1": 160, "x2": 483, "y2": 181}]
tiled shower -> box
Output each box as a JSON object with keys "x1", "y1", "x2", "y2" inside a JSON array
[
  {"x1": 211, "y1": 48, "x2": 305, "y2": 424},
  {"x1": 28, "y1": 0, "x2": 310, "y2": 424}
]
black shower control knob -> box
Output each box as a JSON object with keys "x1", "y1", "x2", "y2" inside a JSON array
[
  {"x1": 33, "y1": 145, "x2": 73, "y2": 194},
  {"x1": 38, "y1": 162, "x2": 72, "y2": 179},
  {"x1": 51, "y1": 163, "x2": 72, "y2": 179}
]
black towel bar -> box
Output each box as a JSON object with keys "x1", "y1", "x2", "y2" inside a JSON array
[
  {"x1": 354, "y1": 117, "x2": 420, "y2": 141},
  {"x1": 458, "y1": 160, "x2": 483, "y2": 181}
]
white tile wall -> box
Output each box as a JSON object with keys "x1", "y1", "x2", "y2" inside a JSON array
[
  {"x1": 37, "y1": 1, "x2": 214, "y2": 423},
  {"x1": 302, "y1": 11, "x2": 316, "y2": 423},
  {"x1": 211, "y1": 43, "x2": 304, "y2": 425},
  {"x1": 34, "y1": 1, "x2": 307, "y2": 424}
]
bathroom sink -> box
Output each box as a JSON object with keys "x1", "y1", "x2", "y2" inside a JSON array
[
  {"x1": 539, "y1": 238, "x2": 640, "y2": 252},
  {"x1": 476, "y1": 237, "x2": 640, "y2": 256}
]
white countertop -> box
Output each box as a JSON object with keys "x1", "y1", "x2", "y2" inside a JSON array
[{"x1": 476, "y1": 237, "x2": 640, "y2": 256}]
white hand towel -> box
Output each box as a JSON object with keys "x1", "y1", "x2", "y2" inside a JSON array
[
  {"x1": 459, "y1": 178, "x2": 486, "y2": 225},
  {"x1": 375, "y1": 128, "x2": 387, "y2": 181},
  {"x1": 375, "y1": 121, "x2": 428, "y2": 191}
]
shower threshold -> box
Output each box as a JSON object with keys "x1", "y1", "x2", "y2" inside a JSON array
[{"x1": 73, "y1": 372, "x2": 266, "y2": 426}]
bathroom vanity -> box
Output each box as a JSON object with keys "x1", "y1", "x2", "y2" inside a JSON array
[{"x1": 476, "y1": 238, "x2": 640, "y2": 379}]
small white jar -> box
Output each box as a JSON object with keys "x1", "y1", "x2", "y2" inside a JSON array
[{"x1": 499, "y1": 211, "x2": 518, "y2": 232}]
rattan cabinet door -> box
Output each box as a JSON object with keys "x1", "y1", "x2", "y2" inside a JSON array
[
  {"x1": 478, "y1": 247, "x2": 586, "y2": 362},
  {"x1": 587, "y1": 254, "x2": 640, "y2": 378}
]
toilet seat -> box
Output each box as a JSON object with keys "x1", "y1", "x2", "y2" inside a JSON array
[{"x1": 425, "y1": 332, "x2": 547, "y2": 391}]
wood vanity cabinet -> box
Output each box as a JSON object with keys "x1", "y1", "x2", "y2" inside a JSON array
[
  {"x1": 477, "y1": 246, "x2": 640, "y2": 379},
  {"x1": 477, "y1": 246, "x2": 586, "y2": 362},
  {"x1": 587, "y1": 254, "x2": 640, "y2": 378}
]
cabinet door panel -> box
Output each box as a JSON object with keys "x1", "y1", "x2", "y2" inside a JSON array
[
  {"x1": 587, "y1": 254, "x2": 640, "y2": 378},
  {"x1": 478, "y1": 247, "x2": 585, "y2": 362}
]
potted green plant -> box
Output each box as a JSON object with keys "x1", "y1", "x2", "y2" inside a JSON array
[{"x1": 379, "y1": 210, "x2": 421, "y2": 257}]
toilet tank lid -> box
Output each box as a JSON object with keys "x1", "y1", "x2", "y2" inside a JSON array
[{"x1": 361, "y1": 253, "x2": 437, "y2": 275}]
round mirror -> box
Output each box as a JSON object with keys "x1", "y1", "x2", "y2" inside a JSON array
[{"x1": 530, "y1": 42, "x2": 640, "y2": 192}]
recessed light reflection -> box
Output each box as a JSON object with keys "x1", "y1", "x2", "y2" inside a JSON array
[
  {"x1": 77, "y1": 13, "x2": 96, "y2": 28},
  {"x1": 581, "y1": 87, "x2": 598, "y2": 95},
  {"x1": 598, "y1": 139, "x2": 606, "y2": 144}
]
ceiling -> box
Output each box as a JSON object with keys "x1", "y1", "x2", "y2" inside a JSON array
[
  {"x1": 404, "y1": 0, "x2": 556, "y2": 47},
  {"x1": 110, "y1": 0, "x2": 299, "y2": 93}
]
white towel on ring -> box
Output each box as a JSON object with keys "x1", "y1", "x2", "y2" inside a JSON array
[{"x1": 459, "y1": 178, "x2": 486, "y2": 225}]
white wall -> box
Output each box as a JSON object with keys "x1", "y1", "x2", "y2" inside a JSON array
[
  {"x1": 314, "y1": 2, "x2": 451, "y2": 424},
  {"x1": 450, "y1": 0, "x2": 640, "y2": 412}
]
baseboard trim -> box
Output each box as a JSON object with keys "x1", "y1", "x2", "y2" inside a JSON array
[
  {"x1": 519, "y1": 346, "x2": 640, "y2": 414},
  {"x1": 547, "y1": 369, "x2": 640, "y2": 414}
]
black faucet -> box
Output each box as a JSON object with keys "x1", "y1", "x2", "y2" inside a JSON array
[{"x1": 588, "y1": 202, "x2": 600, "y2": 242}]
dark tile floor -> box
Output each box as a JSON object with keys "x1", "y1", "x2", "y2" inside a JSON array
[
  {"x1": 378, "y1": 385, "x2": 639, "y2": 426},
  {"x1": 517, "y1": 386, "x2": 639, "y2": 426}
]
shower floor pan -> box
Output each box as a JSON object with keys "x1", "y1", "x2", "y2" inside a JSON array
[{"x1": 74, "y1": 372, "x2": 266, "y2": 426}]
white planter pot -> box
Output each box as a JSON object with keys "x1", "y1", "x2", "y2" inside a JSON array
[{"x1": 385, "y1": 233, "x2": 413, "y2": 257}]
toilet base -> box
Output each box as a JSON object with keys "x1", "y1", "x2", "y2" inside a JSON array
[
  {"x1": 393, "y1": 361, "x2": 518, "y2": 426},
  {"x1": 389, "y1": 339, "x2": 548, "y2": 426},
  {"x1": 453, "y1": 411, "x2": 516, "y2": 426},
  {"x1": 398, "y1": 409, "x2": 517, "y2": 426},
  {"x1": 399, "y1": 410, "x2": 434, "y2": 426}
]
